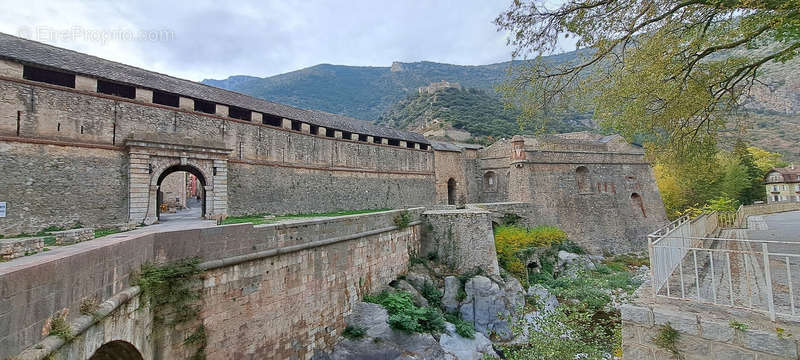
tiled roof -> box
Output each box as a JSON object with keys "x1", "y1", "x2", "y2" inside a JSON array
[
  {"x1": 767, "y1": 166, "x2": 800, "y2": 183},
  {"x1": 0, "y1": 32, "x2": 429, "y2": 144},
  {"x1": 429, "y1": 141, "x2": 464, "y2": 152}
]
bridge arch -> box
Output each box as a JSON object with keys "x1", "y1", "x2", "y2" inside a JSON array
[{"x1": 89, "y1": 340, "x2": 144, "y2": 360}]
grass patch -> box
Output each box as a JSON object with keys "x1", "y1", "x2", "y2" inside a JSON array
[
  {"x1": 79, "y1": 297, "x2": 99, "y2": 315},
  {"x1": 221, "y1": 208, "x2": 391, "y2": 225},
  {"x1": 652, "y1": 323, "x2": 681, "y2": 359},
  {"x1": 531, "y1": 263, "x2": 641, "y2": 310},
  {"x1": 364, "y1": 291, "x2": 446, "y2": 334},
  {"x1": 48, "y1": 312, "x2": 72, "y2": 340},
  {"x1": 43, "y1": 236, "x2": 57, "y2": 246},
  {"x1": 94, "y1": 228, "x2": 126, "y2": 239}
]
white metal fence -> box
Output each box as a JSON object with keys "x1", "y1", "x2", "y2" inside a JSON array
[
  {"x1": 648, "y1": 206, "x2": 800, "y2": 321},
  {"x1": 648, "y1": 212, "x2": 719, "y2": 293}
]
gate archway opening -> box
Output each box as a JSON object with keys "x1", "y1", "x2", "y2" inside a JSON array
[
  {"x1": 447, "y1": 178, "x2": 457, "y2": 205},
  {"x1": 156, "y1": 164, "x2": 206, "y2": 221},
  {"x1": 88, "y1": 340, "x2": 144, "y2": 360}
]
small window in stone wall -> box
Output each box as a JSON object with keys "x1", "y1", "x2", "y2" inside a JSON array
[
  {"x1": 342, "y1": 131, "x2": 353, "y2": 140},
  {"x1": 388, "y1": 138, "x2": 400, "y2": 146},
  {"x1": 326, "y1": 128, "x2": 336, "y2": 137},
  {"x1": 194, "y1": 99, "x2": 216, "y2": 114},
  {"x1": 484, "y1": 171, "x2": 497, "y2": 192},
  {"x1": 97, "y1": 80, "x2": 135, "y2": 99},
  {"x1": 631, "y1": 193, "x2": 646, "y2": 217},
  {"x1": 23, "y1": 65, "x2": 75, "y2": 88},
  {"x1": 310, "y1": 124, "x2": 319, "y2": 135},
  {"x1": 262, "y1": 113, "x2": 282, "y2": 127},
  {"x1": 576, "y1": 166, "x2": 591, "y2": 193},
  {"x1": 373, "y1": 136, "x2": 382, "y2": 144},
  {"x1": 406, "y1": 141, "x2": 415, "y2": 149},
  {"x1": 359, "y1": 134, "x2": 369, "y2": 142},
  {"x1": 229, "y1": 106, "x2": 251, "y2": 121},
  {"x1": 291, "y1": 120, "x2": 302, "y2": 131},
  {"x1": 419, "y1": 144, "x2": 429, "y2": 150},
  {"x1": 152, "y1": 90, "x2": 179, "y2": 107}
]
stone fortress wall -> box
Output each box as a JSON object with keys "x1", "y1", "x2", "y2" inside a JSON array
[
  {"x1": 433, "y1": 133, "x2": 668, "y2": 253},
  {"x1": 0, "y1": 33, "x2": 436, "y2": 234}
]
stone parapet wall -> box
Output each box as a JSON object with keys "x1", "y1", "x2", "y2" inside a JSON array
[
  {"x1": 0, "y1": 209, "x2": 423, "y2": 359},
  {"x1": 0, "y1": 236, "x2": 43, "y2": 259},
  {"x1": 518, "y1": 149, "x2": 647, "y2": 165},
  {"x1": 735, "y1": 202, "x2": 800, "y2": 227},
  {"x1": 622, "y1": 302, "x2": 800, "y2": 359}
]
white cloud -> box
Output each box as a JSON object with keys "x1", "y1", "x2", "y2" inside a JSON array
[{"x1": 0, "y1": 0, "x2": 516, "y2": 81}]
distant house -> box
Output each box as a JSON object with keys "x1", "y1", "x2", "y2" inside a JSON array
[{"x1": 764, "y1": 165, "x2": 800, "y2": 203}]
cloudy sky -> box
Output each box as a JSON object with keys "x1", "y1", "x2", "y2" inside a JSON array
[{"x1": 0, "y1": 0, "x2": 573, "y2": 82}]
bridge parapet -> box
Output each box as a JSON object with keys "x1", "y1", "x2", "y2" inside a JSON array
[{"x1": 1, "y1": 208, "x2": 424, "y2": 359}]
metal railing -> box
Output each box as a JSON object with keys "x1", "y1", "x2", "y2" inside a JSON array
[
  {"x1": 648, "y1": 203, "x2": 800, "y2": 320},
  {"x1": 648, "y1": 212, "x2": 719, "y2": 295},
  {"x1": 650, "y1": 235, "x2": 800, "y2": 321}
]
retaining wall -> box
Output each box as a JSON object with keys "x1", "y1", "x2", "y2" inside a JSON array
[{"x1": 622, "y1": 302, "x2": 800, "y2": 359}]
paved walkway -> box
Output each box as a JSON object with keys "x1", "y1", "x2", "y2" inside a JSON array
[{"x1": 0, "y1": 211, "x2": 217, "y2": 275}]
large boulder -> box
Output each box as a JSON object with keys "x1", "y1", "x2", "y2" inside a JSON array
[
  {"x1": 527, "y1": 284, "x2": 559, "y2": 312},
  {"x1": 439, "y1": 322, "x2": 497, "y2": 360},
  {"x1": 441, "y1": 276, "x2": 461, "y2": 314},
  {"x1": 557, "y1": 250, "x2": 596, "y2": 278},
  {"x1": 459, "y1": 276, "x2": 516, "y2": 341},
  {"x1": 501, "y1": 273, "x2": 525, "y2": 311},
  {"x1": 406, "y1": 270, "x2": 435, "y2": 292}
]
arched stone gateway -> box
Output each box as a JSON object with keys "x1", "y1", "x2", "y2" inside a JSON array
[
  {"x1": 126, "y1": 134, "x2": 232, "y2": 224},
  {"x1": 156, "y1": 164, "x2": 207, "y2": 220},
  {"x1": 89, "y1": 340, "x2": 144, "y2": 360}
]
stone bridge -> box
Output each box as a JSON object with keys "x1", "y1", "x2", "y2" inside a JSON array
[{"x1": 1, "y1": 209, "x2": 424, "y2": 360}]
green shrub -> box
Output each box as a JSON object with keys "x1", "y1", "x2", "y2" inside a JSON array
[
  {"x1": 43, "y1": 236, "x2": 57, "y2": 246},
  {"x1": 132, "y1": 257, "x2": 202, "y2": 326},
  {"x1": 494, "y1": 225, "x2": 567, "y2": 283},
  {"x1": 426, "y1": 251, "x2": 439, "y2": 261},
  {"x1": 729, "y1": 320, "x2": 749, "y2": 331},
  {"x1": 444, "y1": 313, "x2": 475, "y2": 339},
  {"x1": 394, "y1": 210, "x2": 412, "y2": 229},
  {"x1": 420, "y1": 282, "x2": 442, "y2": 308},
  {"x1": 48, "y1": 312, "x2": 72, "y2": 340},
  {"x1": 364, "y1": 291, "x2": 446, "y2": 334},
  {"x1": 343, "y1": 325, "x2": 366, "y2": 340}
]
